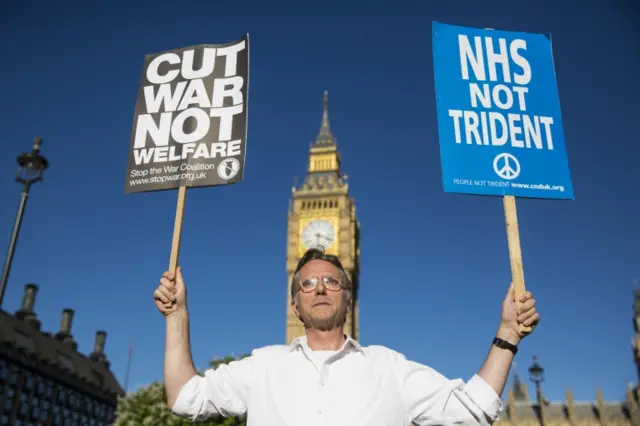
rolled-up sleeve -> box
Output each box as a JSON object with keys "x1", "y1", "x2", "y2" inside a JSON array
[
  {"x1": 391, "y1": 352, "x2": 503, "y2": 425},
  {"x1": 171, "y1": 353, "x2": 256, "y2": 421},
  {"x1": 460, "y1": 374, "x2": 504, "y2": 421}
]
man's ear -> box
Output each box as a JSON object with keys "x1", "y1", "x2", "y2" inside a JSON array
[{"x1": 291, "y1": 297, "x2": 300, "y2": 317}]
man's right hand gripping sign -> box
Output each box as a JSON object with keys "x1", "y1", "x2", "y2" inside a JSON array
[
  {"x1": 153, "y1": 267, "x2": 186, "y2": 316},
  {"x1": 153, "y1": 249, "x2": 539, "y2": 426}
]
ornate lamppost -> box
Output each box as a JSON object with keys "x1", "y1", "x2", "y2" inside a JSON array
[
  {"x1": 633, "y1": 283, "x2": 640, "y2": 383},
  {"x1": 0, "y1": 137, "x2": 49, "y2": 307},
  {"x1": 529, "y1": 355, "x2": 545, "y2": 425}
]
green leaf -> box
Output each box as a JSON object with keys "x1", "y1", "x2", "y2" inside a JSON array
[{"x1": 114, "y1": 354, "x2": 248, "y2": 426}]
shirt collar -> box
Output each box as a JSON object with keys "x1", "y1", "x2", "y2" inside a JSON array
[{"x1": 289, "y1": 334, "x2": 365, "y2": 356}]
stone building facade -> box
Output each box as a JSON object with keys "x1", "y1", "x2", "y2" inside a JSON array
[
  {"x1": 0, "y1": 283, "x2": 124, "y2": 425},
  {"x1": 497, "y1": 375, "x2": 638, "y2": 425}
]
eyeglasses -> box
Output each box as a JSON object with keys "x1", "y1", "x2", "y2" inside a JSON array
[{"x1": 298, "y1": 275, "x2": 343, "y2": 293}]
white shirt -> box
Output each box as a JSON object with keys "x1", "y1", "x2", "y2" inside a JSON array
[{"x1": 171, "y1": 336, "x2": 504, "y2": 426}]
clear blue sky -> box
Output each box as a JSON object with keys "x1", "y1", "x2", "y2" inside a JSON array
[{"x1": 1, "y1": 0, "x2": 638, "y2": 404}]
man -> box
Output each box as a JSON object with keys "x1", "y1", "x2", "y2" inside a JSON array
[{"x1": 153, "y1": 247, "x2": 539, "y2": 426}]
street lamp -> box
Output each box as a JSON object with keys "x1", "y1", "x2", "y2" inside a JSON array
[
  {"x1": 528, "y1": 355, "x2": 545, "y2": 386},
  {"x1": 529, "y1": 355, "x2": 545, "y2": 425},
  {"x1": 0, "y1": 137, "x2": 49, "y2": 308}
]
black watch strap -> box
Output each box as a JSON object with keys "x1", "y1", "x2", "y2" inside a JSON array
[{"x1": 493, "y1": 337, "x2": 518, "y2": 355}]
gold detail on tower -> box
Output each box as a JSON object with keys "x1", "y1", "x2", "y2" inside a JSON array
[{"x1": 308, "y1": 153, "x2": 339, "y2": 173}]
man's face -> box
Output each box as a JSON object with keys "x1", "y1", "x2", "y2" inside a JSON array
[{"x1": 292, "y1": 259, "x2": 350, "y2": 332}]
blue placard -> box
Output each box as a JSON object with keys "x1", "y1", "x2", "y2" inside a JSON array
[{"x1": 432, "y1": 21, "x2": 574, "y2": 200}]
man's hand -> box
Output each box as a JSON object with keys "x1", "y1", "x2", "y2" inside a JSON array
[
  {"x1": 477, "y1": 284, "x2": 538, "y2": 398},
  {"x1": 156, "y1": 266, "x2": 197, "y2": 410},
  {"x1": 497, "y1": 283, "x2": 539, "y2": 345},
  {"x1": 153, "y1": 266, "x2": 187, "y2": 316}
]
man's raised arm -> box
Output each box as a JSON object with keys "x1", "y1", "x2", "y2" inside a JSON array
[
  {"x1": 153, "y1": 267, "x2": 254, "y2": 421},
  {"x1": 164, "y1": 309, "x2": 198, "y2": 408},
  {"x1": 394, "y1": 284, "x2": 539, "y2": 426},
  {"x1": 153, "y1": 267, "x2": 198, "y2": 408},
  {"x1": 478, "y1": 285, "x2": 539, "y2": 397}
]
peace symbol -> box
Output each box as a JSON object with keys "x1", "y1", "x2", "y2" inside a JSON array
[
  {"x1": 217, "y1": 158, "x2": 240, "y2": 180},
  {"x1": 493, "y1": 153, "x2": 520, "y2": 180}
]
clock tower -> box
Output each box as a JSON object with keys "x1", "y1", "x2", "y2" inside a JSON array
[{"x1": 285, "y1": 91, "x2": 361, "y2": 344}]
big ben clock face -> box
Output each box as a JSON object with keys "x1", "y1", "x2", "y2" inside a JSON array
[{"x1": 302, "y1": 219, "x2": 336, "y2": 250}]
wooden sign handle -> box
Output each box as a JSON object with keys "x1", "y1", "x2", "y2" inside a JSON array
[
  {"x1": 166, "y1": 186, "x2": 187, "y2": 308},
  {"x1": 503, "y1": 195, "x2": 532, "y2": 334},
  {"x1": 169, "y1": 185, "x2": 187, "y2": 273}
]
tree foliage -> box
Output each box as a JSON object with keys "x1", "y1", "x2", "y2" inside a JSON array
[{"x1": 114, "y1": 354, "x2": 249, "y2": 426}]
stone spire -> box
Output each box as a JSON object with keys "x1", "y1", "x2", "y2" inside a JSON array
[
  {"x1": 511, "y1": 361, "x2": 530, "y2": 401},
  {"x1": 313, "y1": 90, "x2": 336, "y2": 146}
]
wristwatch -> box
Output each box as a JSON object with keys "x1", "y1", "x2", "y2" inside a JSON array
[{"x1": 493, "y1": 337, "x2": 518, "y2": 355}]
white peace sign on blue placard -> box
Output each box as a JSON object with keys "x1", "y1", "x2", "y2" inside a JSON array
[{"x1": 493, "y1": 153, "x2": 521, "y2": 180}]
